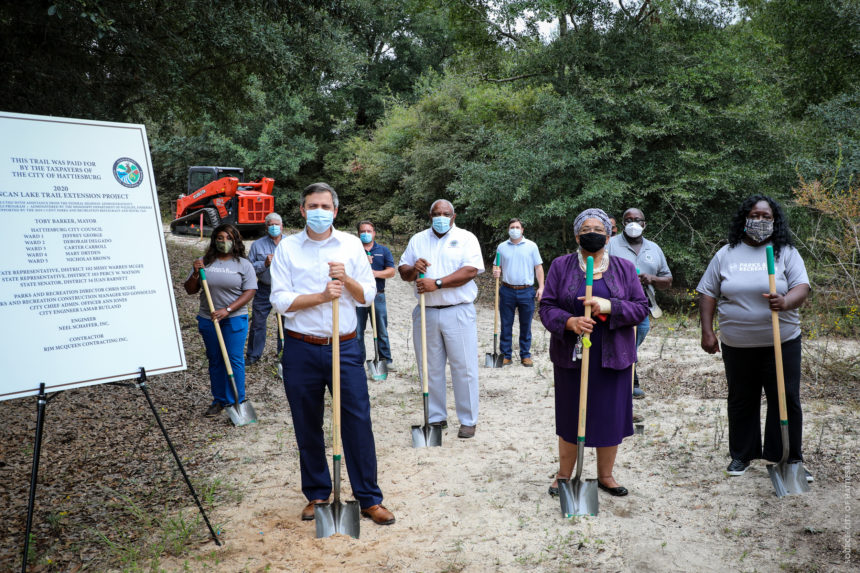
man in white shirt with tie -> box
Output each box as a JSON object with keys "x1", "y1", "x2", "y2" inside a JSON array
[
  {"x1": 398, "y1": 199, "x2": 485, "y2": 438},
  {"x1": 270, "y1": 182, "x2": 394, "y2": 526}
]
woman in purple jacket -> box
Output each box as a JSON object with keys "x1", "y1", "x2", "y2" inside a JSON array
[{"x1": 539, "y1": 208, "x2": 649, "y2": 497}]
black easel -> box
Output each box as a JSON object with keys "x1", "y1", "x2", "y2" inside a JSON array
[{"x1": 21, "y1": 368, "x2": 221, "y2": 572}]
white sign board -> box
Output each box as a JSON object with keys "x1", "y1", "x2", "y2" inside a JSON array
[{"x1": 0, "y1": 112, "x2": 186, "y2": 400}]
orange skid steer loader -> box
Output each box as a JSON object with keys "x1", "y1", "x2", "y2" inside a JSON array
[{"x1": 170, "y1": 166, "x2": 275, "y2": 236}]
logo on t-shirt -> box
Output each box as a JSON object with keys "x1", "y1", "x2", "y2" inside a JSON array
[
  {"x1": 448, "y1": 240, "x2": 459, "y2": 248},
  {"x1": 729, "y1": 262, "x2": 767, "y2": 272}
]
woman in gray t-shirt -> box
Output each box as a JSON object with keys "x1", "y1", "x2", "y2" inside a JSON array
[
  {"x1": 697, "y1": 195, "x2": 811, "y2": 480},
  {"x1": 184, "y1": 223, "x2": 257, "y2": 417}
]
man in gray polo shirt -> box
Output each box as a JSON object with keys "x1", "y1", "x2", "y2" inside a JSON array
[{"x1": 607, "y1": 207, "x2": 672, "y2": 398}]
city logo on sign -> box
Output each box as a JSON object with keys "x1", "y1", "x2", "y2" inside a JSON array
[{"x1": 113, "y1": 158, "x2": 143, "y2": 188}]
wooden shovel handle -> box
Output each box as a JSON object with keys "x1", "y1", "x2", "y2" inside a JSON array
[
  {"x1": 769, "y1": 274, "x2": 788, "y2": 423},
  {"x1": 419, "y1": 274, "x2": 429, "y2": 395},
  {"x1": 577, "y1": 283, "x2": 592, "y2": 440},
  {"x1": 199, "y1": 270, "x2": 234, "y2": 377},
  {"x1": 332, "y1": 293, "x2": 342, "y2": 458},
  {"x1": 493, "y1": 252, "x2": 500, "y2": 334}
]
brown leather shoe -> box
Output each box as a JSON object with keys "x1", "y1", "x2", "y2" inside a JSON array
[
  {"x1": 301, "y1": 499, "x2": 329, "y2": 521},
  {"x1": 360, "y1": 504, "x2": 395, "y2": 525},
  {"x1": 502, "y1": 358, "x2": 513, "y2": 366},
  {"x1": 521, "y1": 357, "x2": 534, "y2": 367},
  {"x1": 458, "y1": 424, "x2": 476, "y2": 438}
]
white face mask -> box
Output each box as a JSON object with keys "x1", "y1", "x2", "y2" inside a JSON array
[
  {"x1": 624, "y1": 222, "x2": 644, "y2": 239},
  {"x1": 508, "y1": 228, "x2": 522, "y2": 240}
]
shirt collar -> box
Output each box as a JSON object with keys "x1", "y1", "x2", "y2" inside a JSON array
[{"x1": 299, "y1": 226, "x2": 342, "y2": 246}]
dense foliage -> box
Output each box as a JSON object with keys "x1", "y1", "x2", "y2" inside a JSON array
[{"x1": 1, "y1": 0, "x2": 858, "y2": 286}]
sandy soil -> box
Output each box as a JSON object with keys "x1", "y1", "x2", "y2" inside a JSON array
[{"x1": 154, "y1": 234, "x2": 858, "y2": 573}]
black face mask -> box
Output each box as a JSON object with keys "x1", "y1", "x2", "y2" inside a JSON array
[{"x1": 578, "y1": 232, "x2": 607, "y2": 253}]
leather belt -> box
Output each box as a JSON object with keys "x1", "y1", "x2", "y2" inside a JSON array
[
  {"x1": 502, "y1": 282, "x2": 533, "y2": 290},
  {"x1": 426, "y1": 303, "x2": 465, "y2": 309},
  {"x1": 285, "y1": 329, "x2": 357, "y2": 345}
]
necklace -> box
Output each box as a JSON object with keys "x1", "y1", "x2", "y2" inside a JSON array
[{"x1": 577, "y1": 250, "x2": 609, "y2": 273}]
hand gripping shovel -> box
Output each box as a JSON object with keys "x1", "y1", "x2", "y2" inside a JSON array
[
  {"x1": 199, "y1": 269, "x2": 258, "y2": 426},
  {"x1": 764, "y1": 245, "x2": 810, "y2": 498},
  {"x1": 558, "y1": 256, "x2": 599, "y2": 517},
  {"x1": 366, "y1": 300, "x2": 388, "y2": 380},
  {"x1": 315, "y1": 292, "x2": 361, "y2": 538},
  {"x1": 276, "y1": 312, "x2": 285, "y2": 380},
  {"x1": 412, "y1": 274, "x2": 442, "y2": 447},
  {"x1": 484, "y1": 252, "x2": 505, "y2": 368}
]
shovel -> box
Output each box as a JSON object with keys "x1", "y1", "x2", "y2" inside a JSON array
[
  {"x1": 315, "y1": 292, "x2": 361, "y2": 538},
  {"x1": 366, "y1": 300, "x2": 388, "y2": 380},
  {"x1": 484, "y1": 252, "x2": 505, "y2": 368},
  {"x1": 558, "y1": 256, "x2": 599, "y2": 517},
  {"x1": 764, "y1": 245, "x2": 809, "y2": 498},
  {"x1": 276, "y1": 312, "x2": 284, "y2": 380},
  {"x1": 199, "y1": 269, "x2": 258, "y2": 426},
  {"x1": 412, "y1": 273, "x2": 442, "y2": 448}
]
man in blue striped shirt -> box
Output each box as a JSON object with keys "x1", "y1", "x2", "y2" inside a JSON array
[{"x1": 492, "y1": 219, "x2": 544, "y2": 367}]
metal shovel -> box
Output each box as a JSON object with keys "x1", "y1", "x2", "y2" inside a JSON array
[
  {"x1": 484, "y1": 252, "x2": 505, "y2": 368},
  {"x1": 366, "y1": 300, "x2": 388, "y2": 380},
  {"x1": 412, "y1": 274, "x2": 442, "y2": 447},
  {"x1": 558, "y1": 256, "x2": 599, "y2": 517},
  {"x1": 199, "y1": 269, "x2": 258, "y2": 426},
  {"x1": 764, "y1": 246, "x2": 809, "y2": 498},
  {"x1": 276, "y1": 312, "x2": 284, "y2": 380},
  {"x1": 315, "y1": 294, "x2": 361, "y2": 538}
]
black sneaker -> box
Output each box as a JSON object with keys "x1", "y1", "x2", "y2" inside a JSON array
[
  {"x1": 804, "y1": 468, "x2": 814, "y2": 483},
  {"x1": 204, "y1": 403, "x2": 223, "y2": 417},
  {"x1": 726, "y1": 459, "x2": 749, "y2": 476},
  {"x1": 430, "y1": 420, "x2": 448, "y2": 429}
]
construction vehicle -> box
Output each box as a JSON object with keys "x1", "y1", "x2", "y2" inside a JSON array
[{"x1": 170, "y1": 166, "x2": 275, "y2": 236}]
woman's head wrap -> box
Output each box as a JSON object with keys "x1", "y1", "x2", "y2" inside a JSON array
[{"x1": 573, "y1": 208, "x2": 612, "y2": 236}]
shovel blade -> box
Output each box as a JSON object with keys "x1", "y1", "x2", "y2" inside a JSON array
[
  {"x1": 558, "y1": 478, "x2": 599, "y2": 517},
  {"x1": 485, "y1": 353, "x2": 504, "y2": 368},
  {"x1": 411, "y1": 424, "x2": 442, "y2": 448},
  {"x1": 314, "y1": 500, "x2": 360, "y2": 539},
  {"x1": 277, "y1": 361, "x2": 283, "y2": 380},
  {"x1": 226, "y1": 400, "x2": 258, "y2": 427},
  {"x1": 367, "y1": 359, "x2": 388, "y2": 381},
  {"x1": 767, "y1": 462, "x2": 810, "y2": 498}
]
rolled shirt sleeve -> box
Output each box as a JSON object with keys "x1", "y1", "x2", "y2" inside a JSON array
[{"x1": 269, "y1": 241, "x2": 300, "y2": 317}]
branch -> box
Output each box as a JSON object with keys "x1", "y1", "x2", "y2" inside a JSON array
[
  {"x1": 618, "y1": 0, "x2": 633, "y2": 19},
  {"x1": 479, "y1": 71, "x2": 547, "y2": 83}
]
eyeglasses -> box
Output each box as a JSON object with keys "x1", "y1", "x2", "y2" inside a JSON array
[{"x1": 623, "y1": 218, "x2": 645, "y2": 224}]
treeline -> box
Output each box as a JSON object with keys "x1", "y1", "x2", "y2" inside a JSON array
[{"x1": 2, "y1": 0, "x2": 857, "y2": 289}]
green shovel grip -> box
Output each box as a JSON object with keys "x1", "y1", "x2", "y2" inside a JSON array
[
  {"x1": 585, "y1": 256, "x2": 594, "y2": 286},
  {"x1": 199, "y1": 268, "x2": 207, "y2": 281},
  {"x1": 419, "y1": 272, "x2": 425, "y2": 279},
  {"x1": 766, "y1": 245, "x2": 775, "y2": 276},
  {"x1": 494, "y1": 252, "x2": 500, "y2": 266}
]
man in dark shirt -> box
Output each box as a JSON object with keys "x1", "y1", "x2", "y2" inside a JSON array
[{"x1": 356, "y1": 220, "x2": 396, "y2": 368}]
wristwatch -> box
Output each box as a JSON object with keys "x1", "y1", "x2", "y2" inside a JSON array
[
  {"x1": 226, "y1": 306, "x2": 232, "y2": 313},
  {"x1": 435, "y1": 279, "x2": 443, "y2": 289}
]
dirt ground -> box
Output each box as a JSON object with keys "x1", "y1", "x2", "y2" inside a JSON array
[
  {"x1": 2, "y1": 231, "x2": 857, "y2": 572},
  {"x1": 158, "y1": 233, "x2": 857, "y2": 573}
]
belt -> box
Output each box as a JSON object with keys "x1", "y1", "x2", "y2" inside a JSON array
[
  {"x1": 426, "y1": 303, "x2": 465, "y2": 309},
  {"x1": 502, "y1": 282, "x2": 533, "y2": 290},
  {"x1": 285, "y1": 329, "x2": 357, "y2": 345}
]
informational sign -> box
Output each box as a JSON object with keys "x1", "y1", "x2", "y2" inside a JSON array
[{"x1": 0, "y1": 112, "x2": 186, "y2": 400}]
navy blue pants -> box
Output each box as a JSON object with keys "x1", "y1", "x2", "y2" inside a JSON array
[
  {"x1": 281, "y1": 335, "x2": 383, "y2": 509},
  {"x1": 499, "y1": 285, "x2": 535, "y2": 359},
  {"x1": 722, "y1": 336, "x2": 803, "y2": 463},
  {"x1": 197, "y1": 315, "x2": 247, "y2": 406},
  {"x1": 356, "y1": 292, "x2": 392, "y2": 364},
  {"x1": 246, "y1": 282, "x2": 283, "y2": 361}
]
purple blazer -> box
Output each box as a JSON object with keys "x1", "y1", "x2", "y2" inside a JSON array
[{"x1": 539, "y1": 254, "x2": 649, "y2": 370}]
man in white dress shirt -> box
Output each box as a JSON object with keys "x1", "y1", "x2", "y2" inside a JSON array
[
  {"x1": 270, "y1": 182, "x2": 394, "y2": 526},
  {"x1": 398, "y1": 199, "x2": 484, "y2": 438}
]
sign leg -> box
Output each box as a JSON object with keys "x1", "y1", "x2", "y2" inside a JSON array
[{"x1": 21, "y1": 383, "x2": 48, "y2": 573}]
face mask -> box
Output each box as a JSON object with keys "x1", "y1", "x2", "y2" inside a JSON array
[
  {"x1": 745, "y1": 218, "x2": 773, "y2": 243},
  {"x1": 268, "y1": 225, "x2": 281, "y2": 237},
  {"x1": 216, "y1": 240, "x2": 233, "y2": 254},
  {"x1": 508, "y1": 228, "x2": 523, "y2": 240},
  {"x1": 578, "y1": 232, "x2": 607, "y2": 253},
  {"x1": 432, "y1": 216, "x2": 451, "y2": 234},
  {"x1": 624, "y1": 222, "x2": 643, "y2": 239},
  {"x1": 359, "y1": 232, "x2": 373, "y2": 244},
  {"x1": 306, "y1": 208, "x2": 334, "y2": 234}
]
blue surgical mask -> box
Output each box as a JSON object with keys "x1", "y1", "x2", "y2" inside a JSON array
[
  {"x1": 432, "y1": 216, "x2": 451, "y2": 234},
  {"x1": 306, "y1": 208, "x2": 334, "y2": 234},
  {"x1": 508, "y1": 228, "x2": 522, "y2": 240},
  {"x1": 360, "y1": 232, "x2": 373, "y2": 244},
  {"x1": 268, "y1": 225, "x2": 281, "y2": 237}
]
